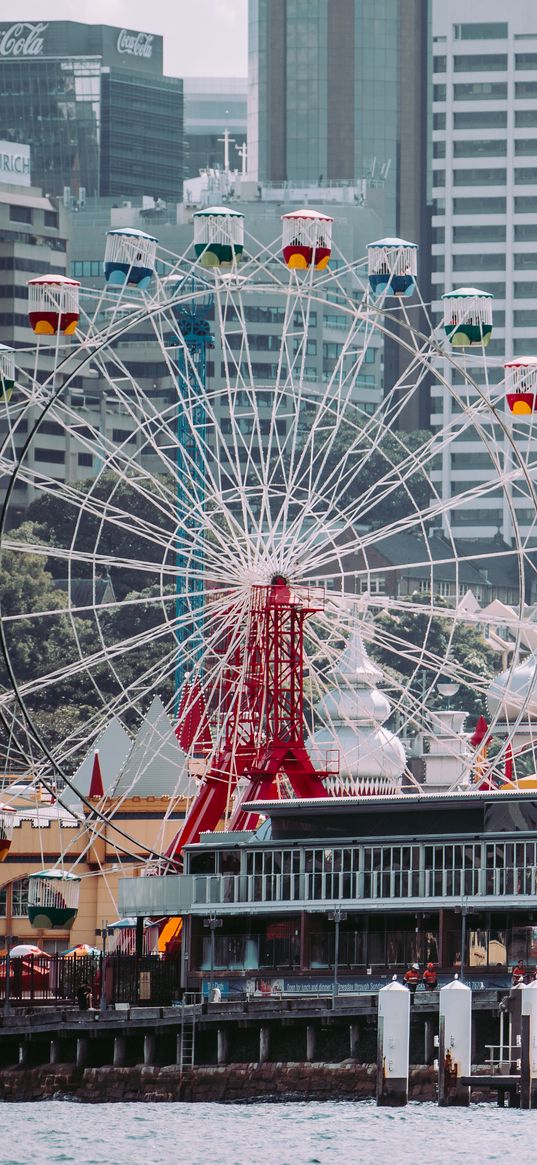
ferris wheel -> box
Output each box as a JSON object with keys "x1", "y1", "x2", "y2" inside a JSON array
[{"x1": 0, "y1": 206, "x2": 536, "y2": 880}]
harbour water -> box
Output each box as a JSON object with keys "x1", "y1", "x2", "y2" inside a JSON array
[{"x1": 1, "y1": 1100, "x2": 535, "y2": 1165}]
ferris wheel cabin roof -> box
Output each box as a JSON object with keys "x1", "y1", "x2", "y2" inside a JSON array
[
  {"x1": 28, "y1": 868, "x2": 81, "y2": 881},
  {"x1": 193, "y1": 205, "x2": 244, "y2": 217},
  {"x1": 505, "y1": 357, "x2": 537, "y2": 367},
  {"x1": 368, "y1": 236, "x2": 418, "y2": 249},
  {"x1": 281, "y1": 208, "x2": 334, "y2": 222},
  {"x1": 442, "y1": 286, "x2": 494, "y2": 300},
  {"x1": 106, "y1": 227, "x2": 158, "y2": 242},
  {"x1": 27, "y1": 274, "x2": 80, "y2": 286}
]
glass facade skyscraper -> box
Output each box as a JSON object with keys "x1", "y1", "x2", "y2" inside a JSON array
[
  {"x1": 248, "y1": 0, "x2": 430, "y2": 238},
  {"x1": 0, "y1": 21, "x2": 183, "y2": 201}
]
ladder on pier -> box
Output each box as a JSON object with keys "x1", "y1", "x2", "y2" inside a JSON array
[{"x1": 179, "y1": 1001, "x2": 196, "y2": 1071}]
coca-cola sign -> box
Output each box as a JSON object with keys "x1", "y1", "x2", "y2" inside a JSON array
[
  {"x1": 0, "y1": 22, "x2": 48, "y2": 57},
  {"x1": 116, "y1": 29, "x2": 154, "y2": 59}
]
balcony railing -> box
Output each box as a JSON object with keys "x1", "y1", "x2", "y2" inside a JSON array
[{"x1": 119, "y1": 863, "x2": 537, "y2": 918}]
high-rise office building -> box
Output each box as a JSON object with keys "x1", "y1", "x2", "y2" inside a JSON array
[
  {"x1": 431, "y1": 0, "x2": 537, "y2": 543},
  {"x1": 0, "y1": 20, "x2": 183, "y2": 202},
  {"x1": 248, "y1": 0, "x2": 432, "y2": 429}
]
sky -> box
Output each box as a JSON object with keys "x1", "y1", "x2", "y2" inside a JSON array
[{"x1": 0, "y1": 0, "x2": 248, "y2": 77}]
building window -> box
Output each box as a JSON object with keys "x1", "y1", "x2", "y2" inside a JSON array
[
  {"x1": 514, "y1": 254, "x2": 537, "y2": 269},
  {"x1": 514, "y1": 224, "x2": 537, "y2": 242},
  {"x1": 11, "y1": 877, "x2": 29, "y2": 917},
  {"x1": 515, "y1": 196, "x2": 537, "y2": 212},
  {"x1": 454, "y1": 110, "x2": 507, "y2": 129},
  {"x1": 438, "y1": 581, "x2": 451, "y2": 598},
  {"x1": 78, "y1": 452, "x2": 93, "y2": 467},
  {"x1": 454, "y1": 139, "x2": 506, "y2": 158},
  {"x1": 514, "y1": 281, "x2": 537, "y2": 298},
  {"x1": 516, "y1": 54, "x2": 537, "y2": 70},
  {"x1": 514, "y1": 309, "x2": 537, "y2": 327},
  {"x1": 453, "y1": 168, "x2": 506, "y2": 186},
  {"x1": 453, "y1": 224, "x2": 506, "y2": 243},
  {"x1": 433, "y1": 84, "x2": 447, "y2": 101},
  {"x1": 432, "y1": 227, "x2": 445, "y2": 244},
  {"x1": 454, "y1": 82, "x2": 507, "y2": 100},
  {"x1": 515, "y1": 111, "x2": 537, "y2": 128},
  {"x1": 34, "y1": 447, "x2": 65, "y2": 464},
  {"x1": 516, "y1": 82, "x2": 537, "y2": 99},
  {"x1": 454, "y1": 23, "x2": 507, "y2": 40},
  {"x1": 434, "y1": 56, "x2": 447, "y2": 73},
  {"x1": 453, "y1": 54, "x2": 507, "y2": 72},
  {"x1": 433, "y1": 170, "x2": 446, "y2": 187},
  {"x1": 433, "y1": 141, "x2": 446, "y2": 159},
  {"x1": 515, "y1": 140, "x2": 537, "y2": 156},
  {"x1": 434, "y1": 113, "x2": 446, "y2": 130},
  {"x1": 452, "y1": 253, "x2": 505, "y2": 270},
  {"x1": 453, "y1": 197, "x2": 506, "y2": 214},
  {"x1": 112, "y1": 429, "x2": 136, "y2": 443},
  {"x1": 359, "y1": 577, "x2": 385, "y2": 595},
  {"x1": 44, "y1": 211, "x2": 59, "y2": 228},
  {"x1": 9, "y1": 204, "x2": 32, "y2": 224}
]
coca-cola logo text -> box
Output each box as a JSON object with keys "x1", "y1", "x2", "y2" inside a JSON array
[
  {"x1": 0, "y1": 22, "x2": 48, "y2": 57},
  {"x1": 116, "y1": 29, "x2": 154, "y2": 59}
]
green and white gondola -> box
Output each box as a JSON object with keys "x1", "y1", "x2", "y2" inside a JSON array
[{"x1": 28, "y1": 869, "x2": 81, "y2": 930}]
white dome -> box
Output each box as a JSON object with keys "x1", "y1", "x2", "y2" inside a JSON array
[
  {"x1": 310, "y1": 625, "x2": 405, "y2": 793},
  {"x1": 487, "y1": 652, "x2": 537, "y2": 720}
]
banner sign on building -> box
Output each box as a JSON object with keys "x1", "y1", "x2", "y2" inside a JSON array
[{"x1": 0, "y1": 140, "x2": 31, "y2": 187}]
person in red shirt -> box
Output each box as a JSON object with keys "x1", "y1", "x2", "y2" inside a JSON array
[
  {"x1": 403, "y1": 963, "x2": 421, "y2": 999},
  {"x1": 512, "y1": 958, "x2": 527, "y2": 986},
  {"x1": 422, "y1": 962, "x2": 438, "y2": 990}
]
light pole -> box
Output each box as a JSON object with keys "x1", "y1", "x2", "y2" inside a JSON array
[
  {"x1": 454, "y1": 896, "x2": 475, "y2": 982},
  {"x1": 4, "y1": 935, "x2": 12, "y2": 1017},
  {"x1": 203, "y1": 912, "x2": 223, "y2": 1000},
  {"x1": 328, "y1": 907, "x2": 347, "y2": 1004},
  {"x1": 95, "y1": 920, "x2": 112, "y2": 1010}
]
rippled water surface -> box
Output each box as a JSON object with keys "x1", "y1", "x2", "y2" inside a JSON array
[{"x1": 0, "y1": 1101, "x2": 535, "y2": 1165}]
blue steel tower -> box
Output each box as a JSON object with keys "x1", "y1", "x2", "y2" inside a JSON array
[{"x1": 169, "y1": 277, "x2": 213, "y2": 700}]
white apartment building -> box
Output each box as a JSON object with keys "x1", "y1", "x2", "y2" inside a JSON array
[{"x1": 432, "y1": 1, "x2": 537, "y2": 545}]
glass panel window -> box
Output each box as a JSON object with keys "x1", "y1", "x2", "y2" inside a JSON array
[
  {"x1": 454, "y1": 82, "x2": 507, "y2": 100},
  {"x1": 454, "y1": 110, "x2": 507, "y2": 129},
  {"x1": 454, "y1": 23, "x2": 507, "y2": 40},
  {"x1": 434, "y1": 56, "x2": 447, "y2": 73},
  {"x1": 514, "y1": 253, "x2": 537, "y2": 268},
  {"x1": 453, "y1": 196, "x2": 506, "y2": 213},
  {"x1": 453, "y1": 253, "x2": 505, "y2": 270},
  {"x1": 453, "y1": 224, "x2": 506, "y2": 242},
  {"x1": 515, "y1": 140, "x2": 537, "y2": 156},
  {"x1": 516, "y1": 82, "x2": 537, "y2": 99},
  {"x1": 516, "y1": 54, "x2": 537, "y2": 70},
  {"x1": 9, "y1": 204, "x2": 32, "y2": 224},
  {"x1": 11, "y1": 877, "x2": 29, "y2": 917},
  {"x1": 516, "y1": 110, "x2": 537, "y2": 128},
  {"x1": 454, "y1": 139, "x2": 506, "y2": 157},
  {"x1": 434, "y1": 112, "x2": 446, "y2": 130},
  {"x1": 515, "y1": 223, "x2": 537, "y2": 241},
  {"x1": 433, "y1": 141, "x2": 446, "y2": 159},
  {"x1": 433, "y1": 84, "x2": 447, "y2": 101},
  {"x1": 515, "y1": 195, "x2": 537, "y2": 212},
  {"x1": 453, "y1": 168, "x2": 506, "y2": 186},
  {"x1": 514, "y1": 309, "x2": 537, "y2": 327},
  {"x1": 454, "y1": 54, "x2": 507, "y2": 71},
  {"x1": 514, "y1": 280, "x2": 537, "y2": 297}
]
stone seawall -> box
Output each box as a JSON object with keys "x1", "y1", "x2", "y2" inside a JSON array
[{"x1": 0, "y1": 1063, "x2": 439, "y2": 1103}]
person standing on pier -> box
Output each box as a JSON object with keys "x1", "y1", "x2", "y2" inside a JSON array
[
  {"x1": 422, "y1": 963, "x2": 438, "y2": 991},
  {"x1": 403, "y1": 963, "x2": 421, "y2": 999}
]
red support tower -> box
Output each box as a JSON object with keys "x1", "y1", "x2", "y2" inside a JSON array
[{"x1": 165, "y1": 575, "x2": 329, "y2": 861}]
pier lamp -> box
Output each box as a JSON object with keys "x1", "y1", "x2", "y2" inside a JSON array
[
  {"x1": 204, "y1": 913, "x2": 223, "y2": 1001},
  {"x1": 328, "y1": 907, "x2": 347, "y2": 1004},
  {"x1": 437, "y1": 681, "x2": 460, "y2": 711}
]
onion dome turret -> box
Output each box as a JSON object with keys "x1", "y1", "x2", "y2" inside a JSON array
[
  {"x1": 488, "y1": 652, "x2": 537, "y2": 723},
  {"x1": 367, "y1": 237, "x2": 417, "y2": 297},
  {"x1": 442, "y1": 287, "x2": 493, "y2": 348},
  {"x1": 27, "y1": 869, "x2": 81, "y2": 930},
  {"x1": 27, "y1": 274, "x2": 80, "y2": 335},
  {"x1": 310, "y1": 626, "x2": 406, "y2": 795},
  {"x1": 0, "y1": 345, "x2": 15, "y2": 402},
  {"x1": 193, "y1": 206, "x2": 244, "y2": 268},
  {"x1": 0, "y1": 804, "x2": 15, "y2": 862},
  {"x1": 104, "y1": 228, "x2": 158, "y2": 289},
  {"x1": 504, "y1": 358, "x2": 537, "y2": 415},
  {"x1": 281, "y1": 209, "x2": 333, "y2": 270}
]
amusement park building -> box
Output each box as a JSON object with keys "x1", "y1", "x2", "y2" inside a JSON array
[
  {"x1": 431, "y1": 0, "x2": 537, "y2": 544},
  {"x1": 0, "y1": 21, "x2": 184, "y2": 202}
]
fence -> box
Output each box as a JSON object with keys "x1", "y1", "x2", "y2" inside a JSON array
[{"x1": 0, "y1": 954, "x2": 182, "y2": 1008}]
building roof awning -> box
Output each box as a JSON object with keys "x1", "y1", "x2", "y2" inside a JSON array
[{"x1": 0, "y1": 191, "x2": 55, "y2": 211}]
